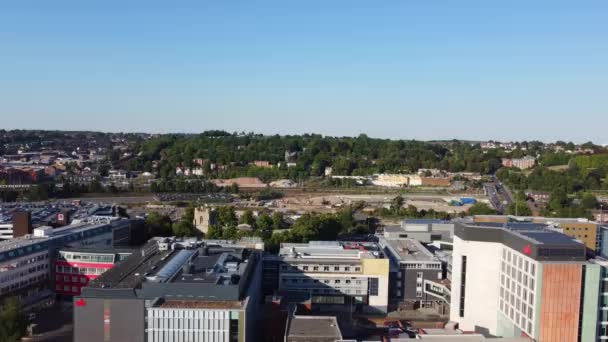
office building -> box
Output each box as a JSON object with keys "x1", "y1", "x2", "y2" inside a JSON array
[
  {"x1": 264, "y1": 241, "x2": 389, "y2": 314},
  {"x1": 0, "y1": 217, "x2": 132, "y2": 307},
  {"x1": 379, "y1": 237, "x2": 444, "y2": 310},
  {"x1": 54, "y1": 247, "x2": 133, "y2": 296},
  {"x1": 382, "y1": 219, "x2": 454, "y2": 243},
  {"x1": 471, "y1": 215, "x2": 608, "y2": 257},
  {"x1": 450, "y1": 222, "x2": 602, "y2": 341},
  {"x1": 74, "y1": 238, "x2": 263, "y2": 342}
]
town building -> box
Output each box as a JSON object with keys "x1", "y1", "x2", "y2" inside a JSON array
[
  {"x1": 193, "y1": 206, "x2": 219, "y2": 235},
  {"x1": 379, "y1": 238, "x2": 444, "y2": 310},
  {"x1": 382, "y1": 219, "x2": 454, "y2": 243},
  {"x1": 421, "y1": 177, "x2": 452, "y2": 187},
  {"x1": 471, "y1": 215, "x2": 608, "y2": 257},
  {"x1": 74, "y1": 238, "x2": 263, "y2": 342},
  {"x1": 264, "y1": 241, "x2": 390, "y2": 314},
  {"x1": 501, "y1": 156, "x2": 536, "y2": 170},
  {"x1": 53, "y1": 247, "x2": 133, "y2": 296},
  {"x1": 524, "y1": 191, "x2": 550, "y2": 203},
  {"x1": 0, "y1": 217, "x2": 133, "y2": 307},
  {"x1": 450, "y1": 222, "x2": 603, "y2": 341}
]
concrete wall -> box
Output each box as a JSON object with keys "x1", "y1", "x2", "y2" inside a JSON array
[
  {"x1": 362, "y1": 258, "x2": 389, "y2": 312},
  {"x1": 450, "y1": 236, "x2": 502, "y2": 335},
  {"x1": 74, "y1": 297, "x2": 145, "y2": 342}
]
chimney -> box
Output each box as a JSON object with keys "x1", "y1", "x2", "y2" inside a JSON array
[{"x1": 12, "y1": 211, "x2": 32, "y2": 238}]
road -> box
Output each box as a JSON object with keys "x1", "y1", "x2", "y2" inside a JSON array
[{"x1": 484, "y1": 180, "x2": 513, "y2": 214}]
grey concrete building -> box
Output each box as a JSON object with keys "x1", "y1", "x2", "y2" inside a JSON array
[
  {"x1": 75, "y1": 238, "x2": 263, "y2": 342},
  {"x1": 379, "y1": 237, "x2": 444, "y2": 309},
  {"x1": 382, "y1": 219, "x2": 454, "y2": 243}
]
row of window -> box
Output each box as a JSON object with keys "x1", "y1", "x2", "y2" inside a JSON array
[
  {"x1": 0, "y1": 264, "x2": 48, "y2": 283},
  {"x1": 282, "y1": 278, "x2": 363, "y2": 285},
  {"x1": 281, "y1": 264, "x2": 361, "y2": 273},
  {"x1": 56, "y1": 265, "x2": 109, "y2": 275},
  {"x1": 0, "y1": 253, "x2": 49, "y2": 273},
  {"x1": 56, "y1": 284, "x2": 82, "y2": 294},
  {"x1": 57, "y1": 252, "x2": 115, "y2": 264},
  {"x1": 403, "y1": 263, "x2": 441, "y2": 270},
  {"x1": 502, "y1": 249, "x2": 536, "y2": 276},
  {"x1": 287, "y1": 287, "x2": 364, "y2": 295},
  {"x1": 56, "y1": 274, "x2": 89, "y2": 284},
  {"x1": 0, "y1": 274, "x2": 48, "y2": 294},
  {"x1": 500, "y1": 298, "x2": 533, "y2": 336},
  {"x1": 501, "y1": 266, "x2": 535, "y2": 293}
]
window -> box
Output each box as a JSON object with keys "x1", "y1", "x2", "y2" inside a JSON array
[
  {"x1": 459, "y1": 256, "x2": 467, "y2": 318},
  {"x1": 334, "y1": 266, "x2": 340, "y2": 271},
  {"x1": 324, "y1": 266, "x2": 330, "y2": 271},
  {"x1": 369, "y1": 278, "x2": 379, "y2": 296},
  {"x1": 345, "y1": 280, "x2": 351, "y2": 284},
  {"x1": 345, "y1": 267, "x2": 350, "y2": 272},
  {"x1": 303, "y1": 266, "x2": 309, "y2": 271},
  {"x1": 354, "y1": 267, "x2": 361, "y2": 272},
  {"x1": 313, "y1": 266, "x2": 319, "y2": 271},
  {"x1": 335, "y1": 280, "x2": 341, "y2": 284}
]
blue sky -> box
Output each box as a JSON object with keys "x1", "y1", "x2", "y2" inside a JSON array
[{"x1": 1, "y1": 1, "x2": 607, "y2": 143}]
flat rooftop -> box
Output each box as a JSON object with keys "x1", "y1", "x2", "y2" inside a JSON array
[
  {"x1": 286, "y1": 316, "x2": 342, "y2": 341},
  {"x1": 465, "y1": 222, "x2": 583, "y2": 246},
  {"x1": 279, "y1": 241, "x2": 382, "y2": 261},
  {"x1": 88, "y1": 241, "x2": 252, "y2": 289},
  {"x1": 381, "y1": 238, "x2": 439, "y2": 263}
]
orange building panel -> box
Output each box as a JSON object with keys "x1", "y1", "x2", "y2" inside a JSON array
[{"x1": 538, "y1": 263, "x2": 583, "y2": 342}]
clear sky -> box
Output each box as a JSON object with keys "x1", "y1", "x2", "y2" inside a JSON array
[{"x1": 1, "y1": 1, "x2": 607, "y2": 143}]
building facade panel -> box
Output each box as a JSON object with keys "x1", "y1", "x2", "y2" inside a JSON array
[{"x1": 538, "y1": 263, "x2": 583, "y2": 342}]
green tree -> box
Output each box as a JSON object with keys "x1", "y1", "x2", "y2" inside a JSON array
[
  {"x1": 468, "y1": 202, "x2": 497, "y2": 215},
  {"x1": 256, "y1": 213, "x2": 273, "y2": 231},
  {"x1": 0, "y1": 297, "x2": 27, "y2": 342},
  {"x1": 391, "y1": 195, "x2": 404, "y2": 211},
  {"x1": 172, "y1": 220, "x2": 196, "y2": 237},
  {"x1": 271, "y1": 211, "x2": 284, "y2": 230},
  {"x1": 145, "y1": 212, "x2": 173, "y2": 237},
  {"x1": 240, "y1": 210, "x2": 256, "y2": 226},
  {"x1": 217, "y1": 206, "x2": 238, "y2": 227},
  {"x1": 581, "y1": 193, "x2": 599, "y2": 210},
  {"x1": 506, "y1": 201, "x2": 532, "y2": 216}
]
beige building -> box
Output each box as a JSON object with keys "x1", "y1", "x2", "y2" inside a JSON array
[{"x1": 193, "y1": 207, "x2": 218, "y2": 235}]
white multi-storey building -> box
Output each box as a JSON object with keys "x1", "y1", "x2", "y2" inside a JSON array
[
  {"x1": 0, "y1": 217, "x2": 132, "y2": 307},
  {"x1": 267, "y1": 241, "x2": 390, "y2": 314},
  {"x1": 451, "y1": 222, "x2": 603, "y2": 341}
]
